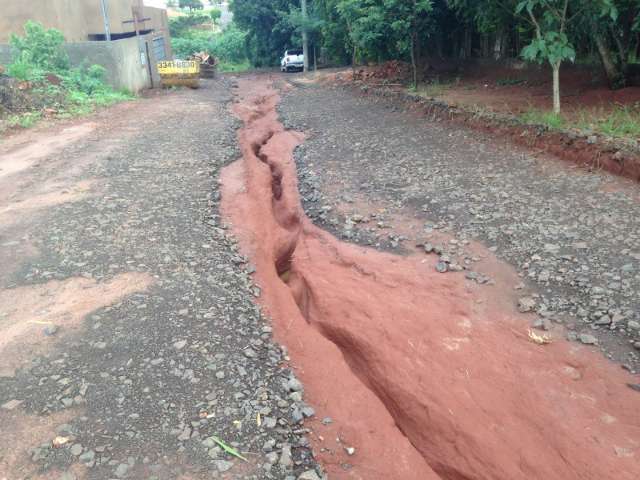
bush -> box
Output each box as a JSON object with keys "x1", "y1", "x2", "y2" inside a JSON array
[
  {"x1": 2, "y1": 21, "x2": 133, "y2": 131},
  {"x1": 169, "y1": 12, "x2": 210, "y2": 37},
  {"x1": 171, "y1": 25, "x2": 247, "y2": 63},
  {"x1": 63, "y1": 64, "x2": 108, "y2": 95},
  {"x1": 9, "y1": 21, "x2": 69, "y2": 79}
]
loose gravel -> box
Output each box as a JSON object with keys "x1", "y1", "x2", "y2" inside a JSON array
[
  {"x1": 279, "y1": 80, "x2": 640, "y2": 374},
  {"x1": 0, "y1": 78, "x2": 320, "y2": 479}
]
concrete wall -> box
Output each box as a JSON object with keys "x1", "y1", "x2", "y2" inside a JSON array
[
  {"x1": 0, "y1": 0, "x2": 169, "y2": 42},
  {"x1": 0, "y1": 35, "x2": 166, "y2": 93},
  {"x1": 0, "y1": 0, "x2": 91, "y2": 42},
  {"x1": 67, "y1": 36, "x2": 152, "y2": 93}
]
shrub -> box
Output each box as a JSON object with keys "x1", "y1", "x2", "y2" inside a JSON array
[
  {"x1": 171, "y1": 25, "x2": 247, "y2": 63},
  {"x1": 9, "y1": 21, "x2": 69, "y2": 77},
  {"x1": 2, "y1": 21, "x2": 133, "y2": 131}
]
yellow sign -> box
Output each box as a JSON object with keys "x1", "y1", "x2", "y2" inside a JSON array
[{"x1": 157, "y1": 60, "x2": 200, "y2": 75}]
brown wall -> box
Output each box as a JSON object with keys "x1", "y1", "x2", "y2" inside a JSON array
[{"x1": 0, "y1": 0, "x2": 169, "y2": 43}]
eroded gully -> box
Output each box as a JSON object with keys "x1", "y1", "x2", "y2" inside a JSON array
[{"x1": 219, "y1": 75, "x2": 640, "y2": 480}]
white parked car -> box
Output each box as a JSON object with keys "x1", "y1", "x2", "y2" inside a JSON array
[{"x1": 281, "y1": 49, "x2": 304, "y2": 72}]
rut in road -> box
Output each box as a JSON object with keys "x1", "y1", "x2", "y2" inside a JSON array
[{"x1": 221, "y1": 76, "x2": 640, "y2": 480}]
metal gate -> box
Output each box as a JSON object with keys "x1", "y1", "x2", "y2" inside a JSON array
[{"x1": 152, "y1": 36, "x2": 166, "y2": 61}]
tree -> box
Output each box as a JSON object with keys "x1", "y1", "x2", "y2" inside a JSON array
[
  {"x1": 517, "y1": 0, "x2": 575, "y2": 113},
  {"x1": 179, "y1": 0, "x2": 203, "y2": 11},
  {"x1": 231, "y1": 0, "x2": 297, "y2": 66},
  {"x1": 517, "y1": 0, "x2": 621, "y2": 112},
  {"x1": 209, "y1": 8, "x2": 222, "y2": 31},
  {"x1": 287, "y1": 1, "x2": 325, "y2": 70},
  {"x1": 384, "y1": 0, "x2": 433, "y2": 86}
]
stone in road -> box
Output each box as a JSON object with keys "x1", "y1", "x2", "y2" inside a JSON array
[{"x1": 0, "y1": 79, "x2": 320, "y2": 479}]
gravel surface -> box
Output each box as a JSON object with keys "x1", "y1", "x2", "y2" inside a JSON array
[
  {"x1": 279, "y1": 80, "x2": 640, "y2": 374},
  {"x1": 0, "y1": 78, "x2": 320, "y2": 479}
]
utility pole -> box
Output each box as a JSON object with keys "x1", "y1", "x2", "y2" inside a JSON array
[
  {"x1": 301, "y1": 0, "x2": 309, "y2": 72},
  {"x1": 100, "y1": 0, "x2": 112, "y2": 41}
]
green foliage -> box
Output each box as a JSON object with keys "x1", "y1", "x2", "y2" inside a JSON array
[
  {"x1": 171, "y1": 24, "x2": 247, "y2": 63},
  {"x1": 7, "y1": 111, "x2": 42, "y2": 129},
  {"x1": 169, "y1": 12, "x2": 210, "y2": 37},
  {"x1": 209, "y1": 8, "x2": 222, "y2": 24},
  {"x1": 576, "y1": 104, "x2": 640, "y2": 138},
  {"x1": 2, "y1": 22, "x2": 133, "y2": 131},
  {"x1": 218, "y1": 60, "x2": 252, "y2": 73},
  {"x1": 179, "y1": 0, "x2": 203, "y2": 10},
  {"x1": 230, "y1": 0, "x2": 298, "y2": 66},
  {"x1": 8, "y1": 21, "x2": 69, "y2": 80},
  {"x1": 520, "y1": 108, "x2": 565, "y2": 129},
  {"x1": 521, "y1": 30, "x2": 575, "y2": 65}
]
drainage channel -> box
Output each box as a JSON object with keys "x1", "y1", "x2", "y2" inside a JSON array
[{"x1": 220, "y1": 75, "x2": 640, "y2": 480}]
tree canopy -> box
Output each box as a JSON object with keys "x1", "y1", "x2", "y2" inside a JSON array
[{"x1": 230, "y1": 0, "x2": 640, "y2": 110}]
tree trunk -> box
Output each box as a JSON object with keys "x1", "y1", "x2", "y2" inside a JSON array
[
  {"x1": 301, "y1": 0, "x2": 309, "y2": 72},
  {"x1": 481, "y1": 34, "x2": 489, "y2": 58},
  {"x1": 410, "y1": 33, "x2": 417, "y2": 87},
  {"x1": 595, "y1": 33, "x2": 625, "y2": 89},
  {"x1": 551, "y1": 61, "x2": 561, "y2": 114}
]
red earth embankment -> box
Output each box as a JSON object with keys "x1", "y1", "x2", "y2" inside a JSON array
[{"x1": 220, "y1": 75, "x2": 640, "y2": 479}]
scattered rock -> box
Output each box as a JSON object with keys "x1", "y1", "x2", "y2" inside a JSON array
[
  {"x1": 298, "y1": 470, "x2": 321, "y2": 480},
  {"x1": 517, "y1": 297, "x2": 536, "y2": 313},
  {"x1": 579, "y1": 334, "x2": 598, "y2": 345},
  {"x1": 1, "y1": 399, "x2": 22, "y2": 410}
]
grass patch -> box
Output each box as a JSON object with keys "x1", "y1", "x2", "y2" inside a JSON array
[
  {"x1": 575, "y1": 105, "x2": 640, "y2": 138},
  {"x1": 520, "y1": 109, "x2": 565, "y2": 129},
  {"x1": 6, "y1": 111, "x2": 42, "y2": 129},
  {"x1": 218, "y1": 60, "x2": 251, "y2": 73}
]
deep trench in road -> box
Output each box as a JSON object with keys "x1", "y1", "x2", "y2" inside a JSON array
[{"x1": 220, "y1": 75, "x2": 640, "y2": 480}]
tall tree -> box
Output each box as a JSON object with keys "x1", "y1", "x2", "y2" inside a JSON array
[
  {"x1": 179, "y1": 0, "x2": 204, "y2": 11},
  {"x1": 384, "y1": 0, "x2": 433, "y2": 86},
  {"x1": 231, "y1": 0, "x2": 297, "y2": 66}
]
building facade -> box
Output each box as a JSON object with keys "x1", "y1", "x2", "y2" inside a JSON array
[
  {"x1": 0, "y1": 0, "x2": 172, "y2": 92},
  {"x1": 0, "y1": 0, "x2": 169, "y2": 44}
]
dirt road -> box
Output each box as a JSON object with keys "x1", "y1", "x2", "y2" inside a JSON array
[
  {"x1": 0, "y1": 73, "x2": 639, "y2": 480},
  {"x1": 0, "y1": 80, "x2": 319, "y2": 480}
]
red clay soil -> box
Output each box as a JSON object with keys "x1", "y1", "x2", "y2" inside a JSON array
[{"x1": 220, "y1": 74, "x2": 640, "y2": 480}]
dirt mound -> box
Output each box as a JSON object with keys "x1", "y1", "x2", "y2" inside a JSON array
[
  {"x1": 353, "y1": 60, "x2": 411, "y2": 83},
  {"x1": 221, "y1": 76, "x2": 640, "y2": 479},
  {"x1": 0, "y1": 75, "x2": 33, "y2": 114}
]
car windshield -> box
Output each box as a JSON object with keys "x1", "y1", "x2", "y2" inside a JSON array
[{"x1": 287, "y1": 50, "x2": 303, "y2": 56}]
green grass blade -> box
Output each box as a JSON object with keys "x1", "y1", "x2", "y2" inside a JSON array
[{"x1": 211, "y1": 435, "x2": 248, "y2": 462}]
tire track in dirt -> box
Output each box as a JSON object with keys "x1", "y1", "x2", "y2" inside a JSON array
[{"x1": 221, "y1": 74, "x2": 640, "y2": 480}]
